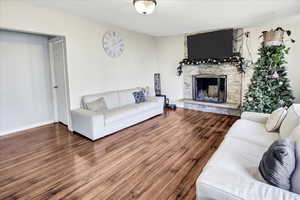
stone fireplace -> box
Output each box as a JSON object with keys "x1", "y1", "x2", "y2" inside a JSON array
[
  {"x1": 182, "y1": 64, "x2": 242, "y2": 116},
  {"x1": 193, "y1": 74, "x2": 227, "y2": 103},
  {"x1": 180, "y1": 29, "x2": 245, "y2": 116}
]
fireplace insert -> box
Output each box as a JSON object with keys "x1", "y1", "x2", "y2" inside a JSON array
[{"x1": 192, "y1": 75, "x2": 227, "y2": 103}]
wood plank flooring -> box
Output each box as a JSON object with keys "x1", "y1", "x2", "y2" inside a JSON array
[{"x1": 0, "y1": 109, "x2": 239, "y2": 200}]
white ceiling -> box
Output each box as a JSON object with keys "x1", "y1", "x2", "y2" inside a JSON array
[{"x1": 21, "y1": 0, "x2": 300, "y2": 36}]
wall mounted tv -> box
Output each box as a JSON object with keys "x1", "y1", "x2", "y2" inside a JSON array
[{"x1": 187, "y1": 29, "x2": 233, "y2": 59}]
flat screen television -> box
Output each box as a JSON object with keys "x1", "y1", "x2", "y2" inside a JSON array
[{"x1": 187, "y1": 29, "x2": 233, "y2": 59}]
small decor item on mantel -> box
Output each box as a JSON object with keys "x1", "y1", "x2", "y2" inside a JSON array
[{"x1": 260, "y1": 27, "x2": 295, "y2": 47}]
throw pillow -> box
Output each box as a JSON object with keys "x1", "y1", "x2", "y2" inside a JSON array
[
  {"x1": 141, "y1": 86, "x2": 150, "y2": 98},
  {"x1": 291, "y1": 135, "x2": 300, "y2": 194},
  {"x1": 259, "y1": 139, "x2": 296, "y2": 191},
  {"x1": 290, "y1": 125, "x2": 300, "y2": 141},
  {"x1": 133, "y1": 91, "x2": 146, "y2": 104},
  {"x1": 265, "y1": 107, "x2": 287, "y2": 132},
  {"x1": 86, "y1": 97, "x2": 107, "y2": 112},
  {"x1": 280, "y1": 104, "x2": 300, "y2": 138}
]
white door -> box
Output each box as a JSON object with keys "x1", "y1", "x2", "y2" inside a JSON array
[{"x1": 49, "y1": 38, "x2": 69, "y2": 125}]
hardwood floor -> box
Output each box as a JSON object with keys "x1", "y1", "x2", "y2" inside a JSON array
[{"x1": 0, "y1": 109, "x2": 238, "y2": 200}]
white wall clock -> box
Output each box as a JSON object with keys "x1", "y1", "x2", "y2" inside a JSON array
[{"x1": 103, "y1": 31, "x2": 124, "y2": 57}]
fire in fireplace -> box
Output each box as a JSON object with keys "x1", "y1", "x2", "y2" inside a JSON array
[{"x1": 192, "y1": 75, "x2": 227, "y2": 103}]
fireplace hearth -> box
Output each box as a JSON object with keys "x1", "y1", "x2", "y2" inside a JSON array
[{"x1": 192, "y1": 75, "x2": 227, "y2": 103}]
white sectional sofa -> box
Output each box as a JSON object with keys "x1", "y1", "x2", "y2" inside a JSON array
[
  {"x1": 196, "y1": 105, "x2": 300, "y2": 200},
  {"x1": 71, "y1": 87, "x2": 164, "y2": 141}
]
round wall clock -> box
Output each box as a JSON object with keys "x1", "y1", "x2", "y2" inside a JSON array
[{"x1": 103, "y1": 31, "x2": 125, "y2": 57}]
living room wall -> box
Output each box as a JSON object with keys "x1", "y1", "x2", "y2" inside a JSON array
[
  {"x1": 0, "y1": 1, "x2": 158, "y2": 109},
  {"x1": 155, "y1": 25, "x2": 300, "y2": 104},
  {"x1": 155, "y1": 36, "x2": 184, "y2": 104}
]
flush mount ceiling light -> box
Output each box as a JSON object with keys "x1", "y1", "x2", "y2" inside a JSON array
[{"x1": 133, "y1": 0, "x2": 157, "y2": 15}]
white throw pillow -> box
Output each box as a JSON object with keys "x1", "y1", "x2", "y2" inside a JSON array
[
  {"x1": 290, "y1": 125, "x2": 300, "y2": 141},
  {"x1": 280, "y1": 104, "x2": 300, "y2": 138},
  {"x1": 265, "y1": 107, "x2": 287, "y2": 132},
  {"x1": 86, "y1": 97, "x2": 107, "y2": 113}
]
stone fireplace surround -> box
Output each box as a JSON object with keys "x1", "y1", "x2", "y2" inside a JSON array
[
  {"x1": 182, "y1": 64, "x2": 242, "y2": 116},
  {"x1": 180, "y1": 29, "x2": 244, "y2": 116}
]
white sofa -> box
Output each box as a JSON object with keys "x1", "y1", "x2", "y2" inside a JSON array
[
  {"x1": 196, "y1": 105, "x2": 300, "y2": 200},
  {"x1": 71, "y1": 87, "x2": 164, "y2": 141}
]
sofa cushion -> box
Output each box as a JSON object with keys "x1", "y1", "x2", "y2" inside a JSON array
[
  {"x1": 259, "y1": 139, "x2": 296, "y2": 191},
  {"x1": 280, "y1": 104, "x2": 300, "y2": 138},
  {"x1": 290, "y1": 125, "x2": 300, "y2": 141},
  {"x1": 241, "y1": 111, "x2": 271, "y2": 124},
  {"x1": 226, "y1": 119, "x2": 279, "y2": 147},
  {"x1": 104, "y1": 104, "x2": 140, "y2": 124},
  {"x1": 82, "y1": 91, "x2": 119, "y2": 110},
  {"x1": 118, "y1": 88, "x2": 141, "y2": 107},
  {"x1": 85, "y1": 97, "x2": 107, "y2": 113},
  {"x1": 266, "y1": 107, "x2": 287, "y2": 132},
  {"x1": 206, "y1": 137, "x2": 267, "y2": 177}
]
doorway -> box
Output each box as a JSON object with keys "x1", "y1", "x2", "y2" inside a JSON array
[{"x1": 0, "y1": 30, "x2": 70, "y2": 136}]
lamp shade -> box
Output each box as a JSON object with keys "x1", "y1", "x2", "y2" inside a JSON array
[{"x1": 133, "y1": 0, "x2": 157, "y2": 15}]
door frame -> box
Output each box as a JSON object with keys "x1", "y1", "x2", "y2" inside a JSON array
[{"x1": 48, "y1": 37, "x2": 72, "y2": 129}]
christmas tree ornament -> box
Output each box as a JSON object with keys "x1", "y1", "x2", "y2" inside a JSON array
[
  {"x1": 279, "y1": 99, "x2": 284, "y2": 105},
  {"x1": 271, "y1": 72, "x2": 280, "y2": 78}
]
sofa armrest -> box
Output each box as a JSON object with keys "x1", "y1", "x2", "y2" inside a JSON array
[
  {"x1": 71, "y1": 108, "x2": 105, "y2": 141},
  {"x1": 241, "y1": 112, "x2": 270, "y2": 124},
  {"x1": 147, "y1": 96, "x2": 165, "y2": 104}
]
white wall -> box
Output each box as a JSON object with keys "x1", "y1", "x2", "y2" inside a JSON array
[
  {"x1": 155, "y1": 36, "x2": 185, "y2": 103},
  {"x1": 0, "y1": 1, "x2": 158, "y2": 110},
  {"x1": 243, "y1": 25, "x2": 300, "y2": 102},
  {"x1": 0, "y1": 30, "x2": 54, "y2": 135}
]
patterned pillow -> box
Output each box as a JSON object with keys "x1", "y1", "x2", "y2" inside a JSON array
[{"x1": 132, "y1": 91, "x2": 146, "y2": 104}]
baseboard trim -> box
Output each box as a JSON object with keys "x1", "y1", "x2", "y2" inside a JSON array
[{"x1": 0, "y1": 121, "x2": 55, "y2": 136}]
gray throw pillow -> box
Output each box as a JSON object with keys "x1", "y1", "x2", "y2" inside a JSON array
[
  {"x1": 86, "y1": 97, "x2": 107, "y2": 113},
  {"x1": 133, "y1": 91, "x2": 146, "y2": 104},
  {"x1": 259, "y1": 139, "x2": 296, "y2": 191}
]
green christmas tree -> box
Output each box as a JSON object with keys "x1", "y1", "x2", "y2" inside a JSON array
[{"x1": 243, "y1": 45, "x2": 295, "y2": 113}]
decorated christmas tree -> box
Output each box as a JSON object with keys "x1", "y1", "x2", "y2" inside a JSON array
[{"x1": 243, "y1": 28, "x2": 295, "y2": 113}]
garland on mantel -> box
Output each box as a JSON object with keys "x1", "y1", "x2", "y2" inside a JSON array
[{"x1": 177, "y1": 55, "x2": 245, "y2": 76}]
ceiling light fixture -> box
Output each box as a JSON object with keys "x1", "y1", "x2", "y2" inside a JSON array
[{"x1": 133, "y1": 0, "x2": 157, "y2": 15}]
